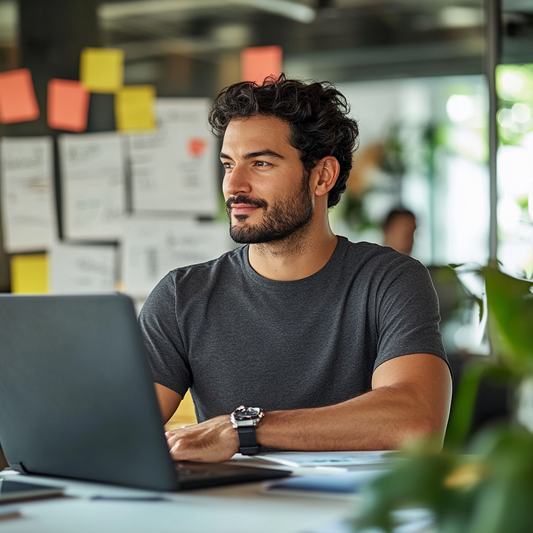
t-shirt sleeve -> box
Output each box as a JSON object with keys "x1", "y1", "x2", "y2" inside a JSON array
[
  {"x1": 373, "y1": 256, "x2": 448, "y2": 371},
  {"x1": 138, "y1": 272, "x2": 191, "y2": 397}
]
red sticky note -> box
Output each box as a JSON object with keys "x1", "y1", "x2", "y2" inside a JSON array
[
  {"x1": 188, "y1": 138, "x2": 207, "y2": 158},
  {"x1": 241, "y1": 46, "x2": 283, "y2": 84},
  {"x1": 0, "y1": 68, "x2": 40, "y2": 124},
  {"x1": 47, "y1": 79, "x2": 90, "y2": 132}
]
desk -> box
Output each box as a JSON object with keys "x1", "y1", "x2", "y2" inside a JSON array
[{"x1": 0, "y1": 469, "x2": 356, "y2": 533}]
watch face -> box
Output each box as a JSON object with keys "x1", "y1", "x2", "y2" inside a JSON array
[{"x1": 235, "y1": 407, "x2": 261, "y2": 420}]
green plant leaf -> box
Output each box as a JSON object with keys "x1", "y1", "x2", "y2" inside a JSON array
[{"x1": 483, "y1": 266, "x2": 533, "y2": 372}]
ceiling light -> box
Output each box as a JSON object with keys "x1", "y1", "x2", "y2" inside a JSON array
[
  {"x1": 439, "y1": 7, "x2": 483, "y2": 28},
  {"x1": 99, "y1": 0, "x2": 316, "y2": 24}
]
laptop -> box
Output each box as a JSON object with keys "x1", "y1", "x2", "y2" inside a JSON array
[{"x1": 0, "y1": 293, "x2": 289, "y2": 491}]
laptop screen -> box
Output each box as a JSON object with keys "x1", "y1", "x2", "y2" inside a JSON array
[{"x1": 0, "y1": 293, "x2": 178, "y2": 491}]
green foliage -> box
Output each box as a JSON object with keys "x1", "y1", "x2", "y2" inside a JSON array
[
  {"x1": 483, "y1": 267, "x2": 533, "y2": 373},
  {"x1": 355, "y1": 426, "x2": 533, "y2": 533},
  {"x1": 354, "y1": 266, "x2": 533, "y2": 532}
]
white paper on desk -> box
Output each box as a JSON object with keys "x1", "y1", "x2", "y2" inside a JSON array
[
  {"x1": 0, "y1": 136, "x2": 57, "y2": 253},
  {"x1": 50, "y1": 243, "x2": 117, "y2": 294},
  {"x1": 58, "y1": 132, "x2": 126, "y2": 241},
  {"x1": 234, "y1": 451, "x2": 399, "y2": 469},
  {"x1": 126, "y1": 98, "x2": 218, "y2": 216},
  {"x1": 122, "y1": 218, "x2": 232, "y2": 297}
]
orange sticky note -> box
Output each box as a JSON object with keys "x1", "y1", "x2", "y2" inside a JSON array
[
  {"x1": 188, "y1": 138, "x2": 207, "y2": 158},
  {"x1": 47, "y1": 79, "x2": 90, "y2": 132},
  {"x1": 80, "y1": 47, "x2": 124, "y2": 93},
  {"x1": 115, "y1": 85, "x2": 156, "y2": 131},
  {"x1": 241, "y1": 46, "x2": 283, "y2": 84},
  {"x1": 10, "y1": 254, "x2": 49, "y2": 294},
  {"x1": 0, "y1": 68, "x2": 40, "y2": 124}
]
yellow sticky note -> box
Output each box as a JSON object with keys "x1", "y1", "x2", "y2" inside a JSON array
[
  {"x1": 115, "y1": 85, "x2": 156, "y2": 131},
  {"x1": 10, "y1": 254, "x2": 49, "y2": 294},
  {"x1": 80, "y1": 47, "x2": 124, "y2": 93},
  {"x1": 165, "y1": 391, "x2": 197, "y2": 430}
]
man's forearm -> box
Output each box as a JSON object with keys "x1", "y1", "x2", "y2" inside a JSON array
[
  {"x1": 166, "y1": 382, "x2": 447, "y2": 462},
  {"x1": 256, "y1": 384, "x2": 446, "y2": 452}
]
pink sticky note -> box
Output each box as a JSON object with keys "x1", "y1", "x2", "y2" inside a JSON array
[
  {"x1": 0, "y1": 68, "x2": 40, "y2": 124},
  {"x1": 241, "y1": 46, "x2": 283, "y2": 84},
  {"x1": 47, "y1": 79, "x2": 90, "y2": 132}
]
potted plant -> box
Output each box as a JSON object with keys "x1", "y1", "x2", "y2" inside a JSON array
[{"x1": 353, "y1": 265, "x2": 533, "y2": 533}]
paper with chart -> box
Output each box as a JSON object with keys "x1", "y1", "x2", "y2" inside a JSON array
[
  {"x1": 122, "y1": 218, "x2": 231, "y2": 296},
  {"x1": 49, "y1": 243, "x2": 117, "y2": 294},
  {"x1": 126, "y1": 98, "x2": 219, "y2": 215},
  {"x1": 58, "y1": 132, "x2": 126, "y2": 241},
  {"x1": 0, "y1": 136, "x2": 57, "y2": 253}
]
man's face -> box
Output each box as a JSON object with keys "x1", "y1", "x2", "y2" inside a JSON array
[{"x1": 220, "y1": 115, "x2": 314, "y2": 244}]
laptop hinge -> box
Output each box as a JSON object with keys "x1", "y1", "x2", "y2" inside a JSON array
[{"x1": 10, "y1": 462, "x2": 29, "y2": 474}]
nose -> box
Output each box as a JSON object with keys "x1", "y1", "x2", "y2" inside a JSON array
[{"x1": 224, "y1": 164, "x2": 252, "y2": 197}]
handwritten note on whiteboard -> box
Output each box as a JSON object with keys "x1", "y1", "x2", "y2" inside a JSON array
[
  {"x1": 58, "y1": 132, "x2": 126, "y2": 241},
  {"x1": 125, "y1": 98, "x2": 219, "y2": 216},
  {"x1": 49, "y1": 243, "x2": 117, "y2": 294},
  {"x1": 122, "y1": 218, "x2": 232, "y2": 297},
  {"x1": 0, "y1": 136, "x2": 57, "y2": 253}
]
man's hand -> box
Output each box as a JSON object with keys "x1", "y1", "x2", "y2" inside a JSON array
[{"x1": 165, "y1": 414, "x2": 240, "y2": 463}]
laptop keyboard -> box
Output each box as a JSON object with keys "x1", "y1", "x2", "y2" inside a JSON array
[
  {"x1": 175, "y1": 461, "x2": 257, "y2": 479},
  {"x1": 173, "y1": 461, "x2": 291, "y2": 489}
]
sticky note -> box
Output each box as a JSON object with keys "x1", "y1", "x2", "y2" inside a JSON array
[
  {"x1": 115, "y1": 85, "x2": 156, "y2": 131},
  {"x1": 10, "y1": 254, "x2": 49, "y2": 294},
  {"x1": 0, "y1": 68, "x2": 40, "y2": 123},
  {"x1": 188, "y1": 137, "x2": 207, "y2": 158},
  {"x1": 80, "y1": 47, "x2": 124, "y2": 93},
  {"x1": 165, "y1": 390, "x2": 197, "y2": 429},
  {"x1": 47, "y1": 79, "x2": 90, "y2": 132},
  {"x1": 240, "y1": 46, "x2": 283, "y2": 84}
]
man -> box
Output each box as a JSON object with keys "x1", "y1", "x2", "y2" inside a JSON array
[
  {"x1": 383, "y1": 208, "x2": 417, "y2": 256},
  {"x1": 139, "y1": 75, "x2": 452, "y2": 463}
]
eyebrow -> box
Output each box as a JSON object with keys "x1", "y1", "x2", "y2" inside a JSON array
[{"x1": 219, "y1": 150, "x2": 286, "y2": 160}]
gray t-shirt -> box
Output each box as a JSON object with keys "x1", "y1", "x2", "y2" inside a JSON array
[{"x1": 139, "y1": 236, "x2": 447, "y2": 423}]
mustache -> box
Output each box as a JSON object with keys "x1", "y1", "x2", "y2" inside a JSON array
[{"x1": 226, "y1": 195, "x2": 268, "y2": 210}]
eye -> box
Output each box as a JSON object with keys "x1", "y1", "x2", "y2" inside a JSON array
[
  {"x1": 254, "y1": 161, "x2": 272, "y2": 168},
  {"x1": 222, "y1": 162, "x2": 234, "y2": 170}
]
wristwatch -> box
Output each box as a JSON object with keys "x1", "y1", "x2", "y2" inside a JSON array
[{"x1": 230, "y1": 405, "x2": 265, "y2": 455}]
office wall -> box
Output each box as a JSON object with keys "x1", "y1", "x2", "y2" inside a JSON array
[{"x1": 0, "y1": 1, "x2": 532, "y2": 293}]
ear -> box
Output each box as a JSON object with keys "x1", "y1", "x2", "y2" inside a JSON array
[{"x1": 312, "y1": 156, "x2": 340, "y2": 198}]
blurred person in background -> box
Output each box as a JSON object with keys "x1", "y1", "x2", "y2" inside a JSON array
[{"x1": 382, "y1": 208, "x2": 417, "y2": 256}]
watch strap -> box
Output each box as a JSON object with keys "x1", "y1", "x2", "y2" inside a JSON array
[{"x1": 236, "y1": 425, "x2": 259, "y2": 455}]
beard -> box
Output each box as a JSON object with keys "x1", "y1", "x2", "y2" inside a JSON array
[{"x1": 226, "y1": 173, "x2": 314, "y2": 244}]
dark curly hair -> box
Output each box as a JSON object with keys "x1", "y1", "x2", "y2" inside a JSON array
[{"x1": 208, "y1": 74, "x2": 359, "y2": 208}]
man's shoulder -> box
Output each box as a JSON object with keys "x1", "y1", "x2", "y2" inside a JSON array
[
  {"x1": 144, "y1": 246, "x2": 246, "y2": 309},
  {"x1": 338, "y1": 237, "x2": 428, "y2": 283},
  {"x1": 169, "y1": 245, "x2": 246, "y2": 282},
  {"x1": 340, "y1": 237, "x2": 416, "y2": 266}
]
